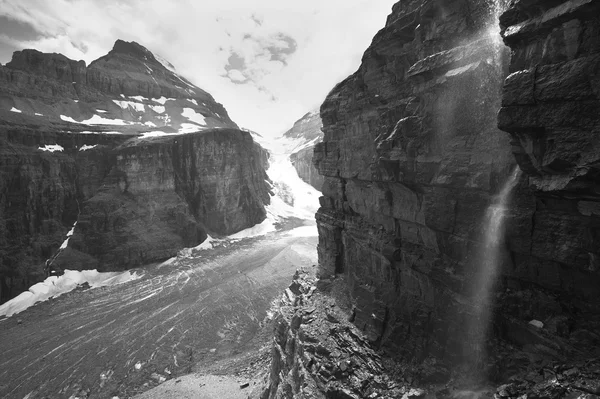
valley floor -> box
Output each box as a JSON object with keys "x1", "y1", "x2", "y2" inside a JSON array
[{"x1": 0, "y1": 227, "x2": 317, "y2": 399}]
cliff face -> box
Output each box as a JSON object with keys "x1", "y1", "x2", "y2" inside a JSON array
[
  {"x1": 0, "y1": 40, "x2": 271, "y2": 304},
  {"x1": 284, "y1": 111, "x2": 324, "y2": 191},
  {"x1": 313, "y1": 0, "x2": 600, "y2": 377},
  {"x1": 0, "y1": 124, "x2": 269, "y2": 301}
]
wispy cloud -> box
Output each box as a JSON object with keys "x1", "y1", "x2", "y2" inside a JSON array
[{"x1": 0, "y1": 0, "x2": 397, "y2": 136}]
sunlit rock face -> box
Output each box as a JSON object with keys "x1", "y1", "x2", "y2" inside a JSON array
[
  {"x1": 284, "y1": 110, "x2": 324, "y2": 191},
  {"x1": 314, "y1": 0, "x2": 600, "y2": 376},
  {"x1": 0, "y1": 41, "x2": 271, "y2": 304}
]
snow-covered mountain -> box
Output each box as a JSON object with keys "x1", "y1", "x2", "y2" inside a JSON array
[{"x1": 0, "y1": 39, "x2": 236, "y2": 134}]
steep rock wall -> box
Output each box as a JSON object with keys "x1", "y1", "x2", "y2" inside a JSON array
[
  {"x1": 0, "y1": 125, "x2": 270, "y2": 301},
  {"x1": 314, "y1": 0, "x2": 600, "y2": 374}
]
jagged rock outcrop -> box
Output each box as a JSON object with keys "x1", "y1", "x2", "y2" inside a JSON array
[
  {"x1": 313, "y1": 0, "x2": 600, "y2": 385},
  {"x1": 0, "y1": 40, "x2": 271, "y2": 304},
  {"x1": 284, "y1": 110, "x2": 324, "y2": 191}
]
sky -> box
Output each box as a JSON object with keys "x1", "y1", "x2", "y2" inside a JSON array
[{"x1": 0, "y1": 0, "x2": 397, "y2": 137}]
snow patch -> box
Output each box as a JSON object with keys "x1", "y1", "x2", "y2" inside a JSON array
[
  {"x1": 34, "y1": 113, "x2": 44, "y2": 117},
  {"x1": 0, "y1": 269, "x2": 142, "y2": 317},
  {"x1": 59, "y1": 221, "x2": 76, "y2": 250},
  {"x1": 81, "y1": 115, "x2": 128, "y2": 125},
  {"x1": 139, "y1": 131, "x2": 172, "y2": 138},
  {"x1": 60, "y1": 115, "x2": 78, "y2": 123},
  {"x1": 182, "y1": 108, "x2": 206, "y2": 125},
  {"x1": 129, "y1": 95, "x2": 147, "y2": 102},
  {"x1": 10, "y1": 107, "x2": 22, "y2": 113},
  {"x1": 179, "y1": 123, "x2": 204, "y2": 133},
  {"x1": 149, "y1": 105, "x2": 165, "y2": 114},
  {"x1": 113, "y1": 100, "x2": 145, "y2": 113},
  {"x1": 187, "y1": 99, "x2": 198, "y2": 106},
  {"x1": 79, "y1": 144, "x2": 97, "y2": 151},
  {"x1": 153, "y1": 97, "x2": 172, "y2": 105},
  {"x1": 96, "y1": 109, "x2": 107, "y2": 113},
  {"x1": 38, "y1": 144, "x2": 64, "y2": 152},
  {"x1": 144, "y1": 121, "x2": 157, "y2": 127}
]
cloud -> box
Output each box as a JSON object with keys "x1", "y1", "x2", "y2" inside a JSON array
[{"x1": 0, "y1": 0, "x2": 398, "y2": 137}]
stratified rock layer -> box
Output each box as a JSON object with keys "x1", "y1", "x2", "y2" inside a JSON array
[
  {"x1": 314, "y1": 0, "x2": 600, "y2": 379},
  {"x1": 0, "y1": 123, "x2": 269, "y2": 302},
  {"x1": 284, "y1": 111, "x2": 324, "y2": 191}
]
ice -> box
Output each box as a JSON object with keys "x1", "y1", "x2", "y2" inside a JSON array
[
  {"x1": 0, "y1": 269, "x2": 141, "y2": 317},
  {"x1": 79, "y1": 144, "x2": 97, "y2": 151},
  {"x1": 10, "y1": 107, "x2": 22, "y2": 113},
  {"x1": 226, "y1": 137, "x2": 320, "y2": 239},
  {"x1": 38, "y1": 144, "x2": 64, "y2": 152},
  {"x1": 181, "y1": 108, "x2": 206, "y2": 125}
]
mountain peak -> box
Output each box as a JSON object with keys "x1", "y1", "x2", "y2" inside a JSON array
[{"x1": 109, "y1": 39, "x2": 157, "y2": 63}]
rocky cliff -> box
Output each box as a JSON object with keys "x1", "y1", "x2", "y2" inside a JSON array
[
  {"x1": 284, "y1": 110, "x2": 324, "y2": 191},
  {"x1": 304, "y1": 0, "x2": 600, "y2": 389},
  {"x1": 0, "y1": 41, "x2": 271, "y2": 304}
]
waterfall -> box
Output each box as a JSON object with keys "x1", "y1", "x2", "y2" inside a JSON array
[{"x1": 465, "y1": 166, "x2": 521, "y2": 376}]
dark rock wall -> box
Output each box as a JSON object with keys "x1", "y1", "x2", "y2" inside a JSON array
[
  {"x1": 499, "y1": 0, "x2": 600, "y2": 278},
  {"x1": 0, "y1": 127, "x2": 270, "y2": 301},
  {"x1": 314, "y1": 0, "x2": 600, "y2": 368}
]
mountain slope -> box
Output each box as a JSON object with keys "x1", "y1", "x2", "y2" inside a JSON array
[
  {"x1": 0, "y1": 40, "x2": 270, "y2": 304},
  {"x1": 281, "y1": 110, "x2": 324, "y2": 191},
  {"x1": 0, "y1": 40, "x2": 236, "y2": 134}
]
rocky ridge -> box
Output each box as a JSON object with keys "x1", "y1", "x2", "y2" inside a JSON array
[
  {"x1": 0, "y1": 41, "x2": 270, "y2": 303},
  {"x1": 284, "y1": 110, "x2": 324, "y2": 191}
]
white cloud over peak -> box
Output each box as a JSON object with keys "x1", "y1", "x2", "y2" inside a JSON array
[{"x1": 0, "y1": 0, "x2": 397, "y2": 137}]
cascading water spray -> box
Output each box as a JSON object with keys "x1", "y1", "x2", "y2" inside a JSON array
[{"x1": 465, "y1": 166, "x2": 521, "y2": 376}]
